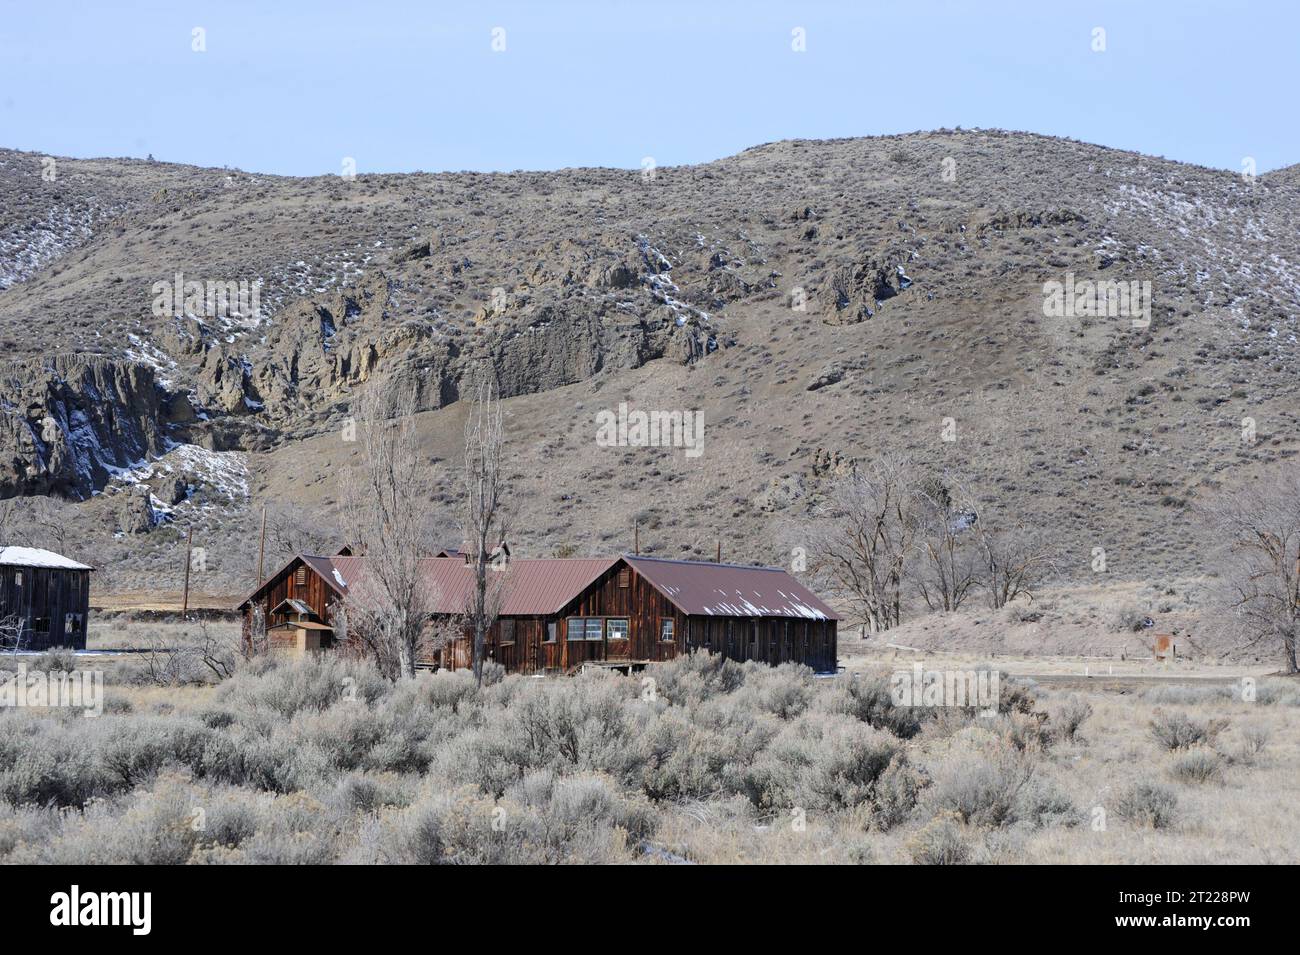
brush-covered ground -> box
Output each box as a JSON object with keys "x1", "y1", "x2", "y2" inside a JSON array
[{"x1": 1, "y1": 623, "x2": 1296, "y2": 864}]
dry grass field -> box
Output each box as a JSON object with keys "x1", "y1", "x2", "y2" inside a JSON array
[{"x1": 1, "y1": 622, "x2": 1295, "y2": 865}]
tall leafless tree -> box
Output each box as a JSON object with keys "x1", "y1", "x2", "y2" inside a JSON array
[
  {"x1": 338, "y1": 378, "x2": 440, "y2": 679},
  {"x1": 462, "y1": 374, "x2": 510, "y2": 685},
  {"x1": 264, "y1": 500, "x2": 336, "y2": 565},
  {"x1": 972, "y1": 519, "x2": 1057, "y2": 610},
  {"x1": 1202, "y1": 468, "x2": 1300, "y2": 674},
  {"x1": 814, "y1": 454, "x2": 920, "y2": 633},
  {"x1": 914, "y1": 475, "x2": 980, "y2": 613}
]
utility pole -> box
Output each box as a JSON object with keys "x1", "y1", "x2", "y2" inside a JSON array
[
  {"x1": 181, "y1": 526, "x2": 193, "y2": 618},
  {"x1": 716, "y1": 539, "x2": 722, "y2": 563},
  {"x1": 634, "y1": 520, "x2": 639, "y2": 556},
  {"x1": 257, "y1": 504, "x2": 267, "y2": 586}
]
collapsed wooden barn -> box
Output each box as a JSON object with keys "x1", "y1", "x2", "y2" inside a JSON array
[
  {"x1": 237, "y1": 552, "x2": 838, "y2": 673},
  {"x1": 0, "y1": 546, "x2": 92, "y2": 651}
]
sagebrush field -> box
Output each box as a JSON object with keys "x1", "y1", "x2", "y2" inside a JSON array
[{"x1": 2, "y1": 625, "x2": 1296, "y2": 864}]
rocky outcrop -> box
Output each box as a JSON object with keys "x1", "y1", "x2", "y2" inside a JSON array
[
  {"x1": 822, "y1": 247, "x2": 914, "y2": 325},
  {"x1": 0, "y1": 356, "x2": 166, "y2": 499}
]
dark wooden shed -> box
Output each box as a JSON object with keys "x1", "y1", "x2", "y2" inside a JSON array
[{"x1": 0, "y1": 546, "x2": 92, "y2": 651}]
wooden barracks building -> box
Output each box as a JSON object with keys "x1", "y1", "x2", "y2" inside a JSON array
[
  {"x1": 0, "y1": 546, "x2": 92, "y2": 651},
  {"x1": 238, "y1": 551, "x2": 838, "y2": 673}
]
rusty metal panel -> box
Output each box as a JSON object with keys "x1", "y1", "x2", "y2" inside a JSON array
[{"x1": 624, "y1": 556, "x2": 839, "y2": 621}]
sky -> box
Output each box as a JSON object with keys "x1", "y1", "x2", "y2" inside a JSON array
[{"x1": 1, "y1": 0, "x2": 1296, "y2": 176}]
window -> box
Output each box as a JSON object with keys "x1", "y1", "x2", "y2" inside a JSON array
[
  {"x1": 617, "y1": 569, "x2": 630, "y2": 589},
  {"x1": 607, "y1": 618, "x2": 629, "y2": 640},
  {"x1": 499, "y1": 619, "x2": 516, "y2": 645},
  {"x1": 65, "y1": 613, "x2": 84, "y2": 636},
  {"x1": 32, "y1": 617, "x2": 50, "y2": 634},
  {"x1": 659, "y1": 618, "x2": 675, "y2": 642},
  {"x1": 294, "y1": 566, "x2": 308, "y2": 588},
  {"x1": 545, "y1": 622, "x2": 557, "y2": 643},
  {"x1": 567, "y1": 617, "x2": 603, "y2": 641}
]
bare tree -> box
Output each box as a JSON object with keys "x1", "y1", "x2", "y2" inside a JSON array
[
  {"x1": 1202, "y1": 469, "x2": 1300, "y2": 674},
  {"x1": 0, "y1": 614, "x2": 26, "y2": 655},
  {"x1": 913, "y1": 475, "x2": 980, "y2": 613},
  {"x1": 265, "y1": 501, "x2": 335, "y2": 565},
  {"x1": 814, "y1": 454, "x2": 920, "y2": 633},
  {"x1": 972, "y1": 520, "x2": 1057, "y2": 610},
  {"x1": 462, "y1": 374, "x2": 510, "y2": 685},
  {"x1": 338, "y1": 378, "x2": 441, "y2": 679}
]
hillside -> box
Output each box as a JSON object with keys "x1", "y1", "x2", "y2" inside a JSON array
[{"x1": 2, "y1": 129, "x2": 1299, "y2": 614}]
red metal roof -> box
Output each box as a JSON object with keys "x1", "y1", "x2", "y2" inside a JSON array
[
  {"x1": 240, "y1": 552, "x2": 838, "y2": 621},
  {"x1": 321, "y1": 556, "x2": 619, "y2": 617},
  {"x1": 624, "y1": 555, "x2": 839, "y2": 621}
]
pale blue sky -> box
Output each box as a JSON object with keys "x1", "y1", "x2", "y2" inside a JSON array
[{"x1": 1, "y1": 0, "x2": 1296, "y2": 175}]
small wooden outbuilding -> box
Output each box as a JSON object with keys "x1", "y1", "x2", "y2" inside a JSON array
[{"x1": 0, "y1": 546, "x2": 92, "y2": 651}]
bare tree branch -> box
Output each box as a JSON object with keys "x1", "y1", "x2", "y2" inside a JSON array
[{"x1": 338, "y1": 378, "x2": 441, "y2": 679}]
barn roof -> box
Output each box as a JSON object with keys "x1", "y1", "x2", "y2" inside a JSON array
[
  {"x1": 313, "y1": 555, "x2": 620, "y2": 617},
  {"x1": 623, "y1": 555, "x2": 839, "y2": 621},
  {"x1": 0, "y1": 546, "x2": 92, "y2": 571},
  {"x1": 238, "y1": 552, "x2": 838, "y2": 621}
]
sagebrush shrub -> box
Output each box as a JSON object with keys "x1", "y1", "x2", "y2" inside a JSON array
[
  {"x1": 1170, "y1": 747, "x2": 1224, "y2": 784},
  {"x1": 1149, "y1": 711, "x2": 1228, "y2": 751},
  {"x1": 818, "y1": 669, "x2": 927, "y2": 738},
  {"x1": 926, "y1": 735, "x2": 1037, "y2": 828},
  {"x1": 1115, "y1": 781, "x2": 1178, "y2": 829},
  {"x1": 643, "y1": 651, "x2": 745, "y2": 706},
  {"x1": 746, "y1": 712, "x2": 904, "y2": 813},
  {"x1": 908, "y1": 812, "x2": 973, "y2": 865},
  {"x1": 1052, "y1": 697, "x2": 1093, "y2": 743}
]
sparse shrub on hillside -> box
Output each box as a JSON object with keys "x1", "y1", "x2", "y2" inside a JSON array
[
  {"x1": 1109, "y1": 605, "x2": 1151, "y2": 633},
  {"x1": 1051, "y1": 696, "x2": 1093, "y2": 743},
  {"x1": 871, "y1": 755, "x2": 928, "y2": 831},
  {"x1": 818, "y1": 669, "x2": 927, "y2": 738},
  {"x1": 1115, "y1": 781, "x2": 1178, "y2": 829},
  {"x1": 385, "y1": 772, "x2": 654, "y2": 865},
  {"x1": 1170, "y1": 748, "x2": 1224, "y2": 784},
  {"x1": 30, "y1": 647, "x2": 77, "y2": 673},
  {"x1": 217, "y1": 656, "x2": 389, "y2": 719},
  {"x1": 908, "y1": 812, "x2": 974, "y2": 865},
  {"x1": 1012, "y1": 776, "x2": 1083, "y2": 829},
  {"x1": 744, "y1": 712, "x2": 905, "y2": 813},
  {"x1": 643, "y1": 651, "x2": 745, "y2": 706},
  {"x1": 1237, "y1": 724, "x2": 1271, "y2": 762},
  {"x1": 730, "y1": 662, "x2": 814, "y2": 719},
  {"x1": 1149, "y1": 711, "x2": 1228, "y2": 751},
  {"x1": 991, "y1": 710, "x2": 1053, "y2": 753},
  {"x1": 926, "y1": 735, "x2": 1037, "y2": 828}
]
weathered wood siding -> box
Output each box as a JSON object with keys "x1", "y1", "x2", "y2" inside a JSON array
[
  {"x1": 0, "y1": 566, "x2": 91, "y2": 651},
  {"x1": 247, "y1": 557, "x2": 837, "y2": 675},
  {"x1": 242, "y1": 559, "x2": 338, "y2": 646},
  {"x1": 552, "y1": 561, "x2": 686, "y2": 670},
  {"x1": 685, "y1": 614, "x2": 837, "y2": 672},
  {"x1": 436, "y1": 562, "x2": 688, "y2": 674}
]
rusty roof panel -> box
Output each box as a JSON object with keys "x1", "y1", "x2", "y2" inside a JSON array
[
  {"x1": 322, "y1": 556, "x2": 618, "y2": 617},
  {"x1": 624, "y1": 555, "x2": 839, "y2": 621}
]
